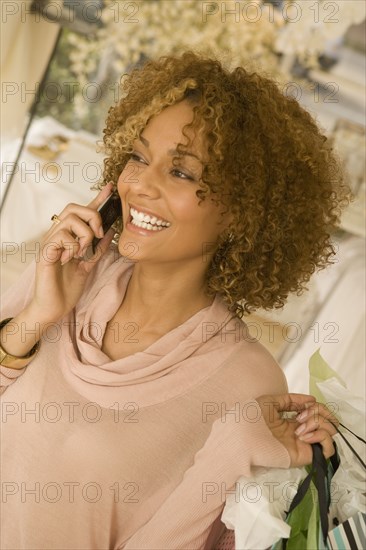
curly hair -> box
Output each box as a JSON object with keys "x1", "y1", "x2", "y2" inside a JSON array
[{"x1": 99, "y1": 50, "x2": 351, "y2": 317}]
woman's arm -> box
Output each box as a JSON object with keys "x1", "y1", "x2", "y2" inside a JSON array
[
  {"x1": 0, "y1": 184, "x2": 115, "y2": 392},
  {"x1": 120, "y1": 395, "x2": 336, "y2": 550},
  {"x1": 0, "y1": 261, "x2": 39, "y2": 392},
  {"x1": 121, "y1": 398, "x2": 290, "y2": 550}
]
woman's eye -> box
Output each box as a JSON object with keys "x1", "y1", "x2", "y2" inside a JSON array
[
  {"x1": 129, "y1": 152, "x2": 147, "y2": 164},
  {"x1": 171, "y1": 169, "x2": 195, "y2": 181}
]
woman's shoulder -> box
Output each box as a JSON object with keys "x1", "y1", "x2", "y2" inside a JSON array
[
  {"x1": 201, "y1": 297, "x2": 288, "y2": 394},
  {"x1": 236, "y1": 336, "x2": 287, "y2": 392},
  {"x1": 209, "y1": 311, "x2": 288, "y2": 397}
]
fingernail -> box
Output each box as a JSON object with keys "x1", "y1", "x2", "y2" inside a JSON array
[
  {"x1": 295, "y1": 424, "x2": 306, "y2": 435},
  {"x1": 299, "y1": 431, "x2": 314, "y2": 441},
  {"x1": 297, "y1": 410, "x2": 308, "y2": 422},
  {"x1": 99, "y1": 227, "x2": 104, "y2": 238}
]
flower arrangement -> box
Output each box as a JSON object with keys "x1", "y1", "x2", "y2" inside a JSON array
[
  {"x1": 63, "y1": 0, "x2": 365, "y2": 123},
  {"x1": 68, "y1": 1, "x2": 283, "y2": 90}
]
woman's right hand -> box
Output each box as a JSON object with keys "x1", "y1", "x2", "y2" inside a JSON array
[{"x1": 27, "y1": 183, "x2": 117, "y2": 325}]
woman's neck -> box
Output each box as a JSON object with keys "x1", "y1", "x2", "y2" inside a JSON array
[{"x1": 120, "y1": 261, "x2": 214, "y2": 332}]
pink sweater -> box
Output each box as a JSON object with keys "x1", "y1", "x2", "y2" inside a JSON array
[{"x1": 0, "y1": 247, "x2": 290, "y2": 549}]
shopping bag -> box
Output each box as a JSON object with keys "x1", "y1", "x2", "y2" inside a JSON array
[
  {"x1": 218, "y1": 351, "x2": 365, "y2": 549},
  {"x1": 272, "y1": 429, "x2": 366, "y2": 550},
  {"x1": 327, "y1": 511, "x2": 366, "y2": 549},
  {"x1": 271, "y1": 442, "x2": 338, "y2": 550}
]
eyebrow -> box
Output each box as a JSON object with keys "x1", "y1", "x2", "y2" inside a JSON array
[{"x1": 138, "y1": 135, "x2": 202, "y2": 162}]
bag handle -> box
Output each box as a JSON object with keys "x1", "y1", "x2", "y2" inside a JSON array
[
  {"x1": 312, "y1": 442, "x2": 330, "y2": 545},
  {"x1": 339, "y1": 422, "x2": 366, "y2": 444},
  {"x1": 329, "y1": 421, "x2": 366, "y2": 470},
  {"x1": 281, "y1": 424, "x2": 365, "y2": 549},
  {"x1": 283, "y1": 443, "x2": 332, "y2": 548}
]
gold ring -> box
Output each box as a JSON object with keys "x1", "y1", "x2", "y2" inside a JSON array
[{"x1": 51, "y1": 214, "x2": 61, "y2": 225}]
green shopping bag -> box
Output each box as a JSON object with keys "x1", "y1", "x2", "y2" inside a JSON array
[
  {"x1": 271, "y1": 443, "x2": 339, "y2": 550},
  {"x1": 272, "y1": 430, "x2": 366, "y2": 550}
]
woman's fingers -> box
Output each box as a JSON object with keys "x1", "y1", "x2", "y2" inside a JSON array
[
  {"x1": 295, "y1": 402, "x2": 338, "y2": 444},
  {"x1": 297, "y1": 429, "x2": 336, "y2": 459},
  {"x1": 258, "y1": 394, "x2": 338, "y2": 427},
  {"x1": 257, "y1": 393, "x2": 338, "y2": 465},
  {"x1": 296, "y1": 402, "x2": 339, "y2": 428},
  {"x1": 86, "y1": 181, "x2": 114, "y2": 210},
  {"x1": 44, "y1": 184, "x2": 118, "y2": 264},
  {"x1": 257, "y1": 393, "x2": 316, "y2": 420},
  {"x1": 48, "y1": 183, "x2": 115, "y2": 237},
  {"x1": 50, "y1": 205, "x2": 103, "y2": 239},
  {"x1": 44, "y1": 217, "x2": 97, "y2": 265},
  {"x1": 295, "y1": 418, "x2": 337, "y2": 438},
  {"x1": 82, "y1": 227, "x2": 115, "y2": 273},
  {"x1": 61, "y1": 215, "x2": 95, "y2": 258}
]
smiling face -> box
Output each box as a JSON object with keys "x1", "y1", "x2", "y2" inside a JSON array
[{"x1": 117, "y1": 100, "x2": 230, "y2": 269}]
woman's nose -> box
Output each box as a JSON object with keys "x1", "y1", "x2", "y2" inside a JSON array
[{"x1": 128, "y1": 163, "x2": 161, "y2": 198}]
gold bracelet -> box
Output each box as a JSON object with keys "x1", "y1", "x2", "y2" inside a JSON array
[{"x1": 0, "y1": 318, "x2": 40, "y2": 370}]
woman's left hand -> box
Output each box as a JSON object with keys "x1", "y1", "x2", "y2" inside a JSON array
[{"x1": 256, "y1": 393, "x2": 338, "y2": 467}]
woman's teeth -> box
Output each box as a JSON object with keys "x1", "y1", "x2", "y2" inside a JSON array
[{"x1": 130, "y1": 207, "x2": 171, "y2": 231}]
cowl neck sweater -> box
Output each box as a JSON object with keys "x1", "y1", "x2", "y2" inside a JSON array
[
  {"x1": 0, "y1": 246, "x2": 290, "y2": 549},
  {"x1": 56, "y1": 249, "x2": 236, "y2": 409}
]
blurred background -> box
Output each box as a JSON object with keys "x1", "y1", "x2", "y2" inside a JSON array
[{"x1": 1, "y1": 0, "x2": 365, "y2": 396}]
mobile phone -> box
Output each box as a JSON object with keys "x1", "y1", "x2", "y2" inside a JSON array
[{"x1": 91, "y1": 192, "x2": 122, "y2": 253}]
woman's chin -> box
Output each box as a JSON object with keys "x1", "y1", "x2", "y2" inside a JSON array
[{"x1": 118, "y1": 237, "x2": 142, "y2": 262}]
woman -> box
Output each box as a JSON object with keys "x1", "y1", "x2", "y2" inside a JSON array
[{"x1": 0, "y1": 52, "x2": 349, "y2": 549}]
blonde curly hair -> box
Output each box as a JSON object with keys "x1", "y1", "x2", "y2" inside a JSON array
[{"x1": 99, "y1": 51, "x2": 351, "y2": 317}]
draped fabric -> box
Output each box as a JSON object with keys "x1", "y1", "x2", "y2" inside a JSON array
[{"x1": 0, "y1": 247, "x2": 290, "y2": 548}]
